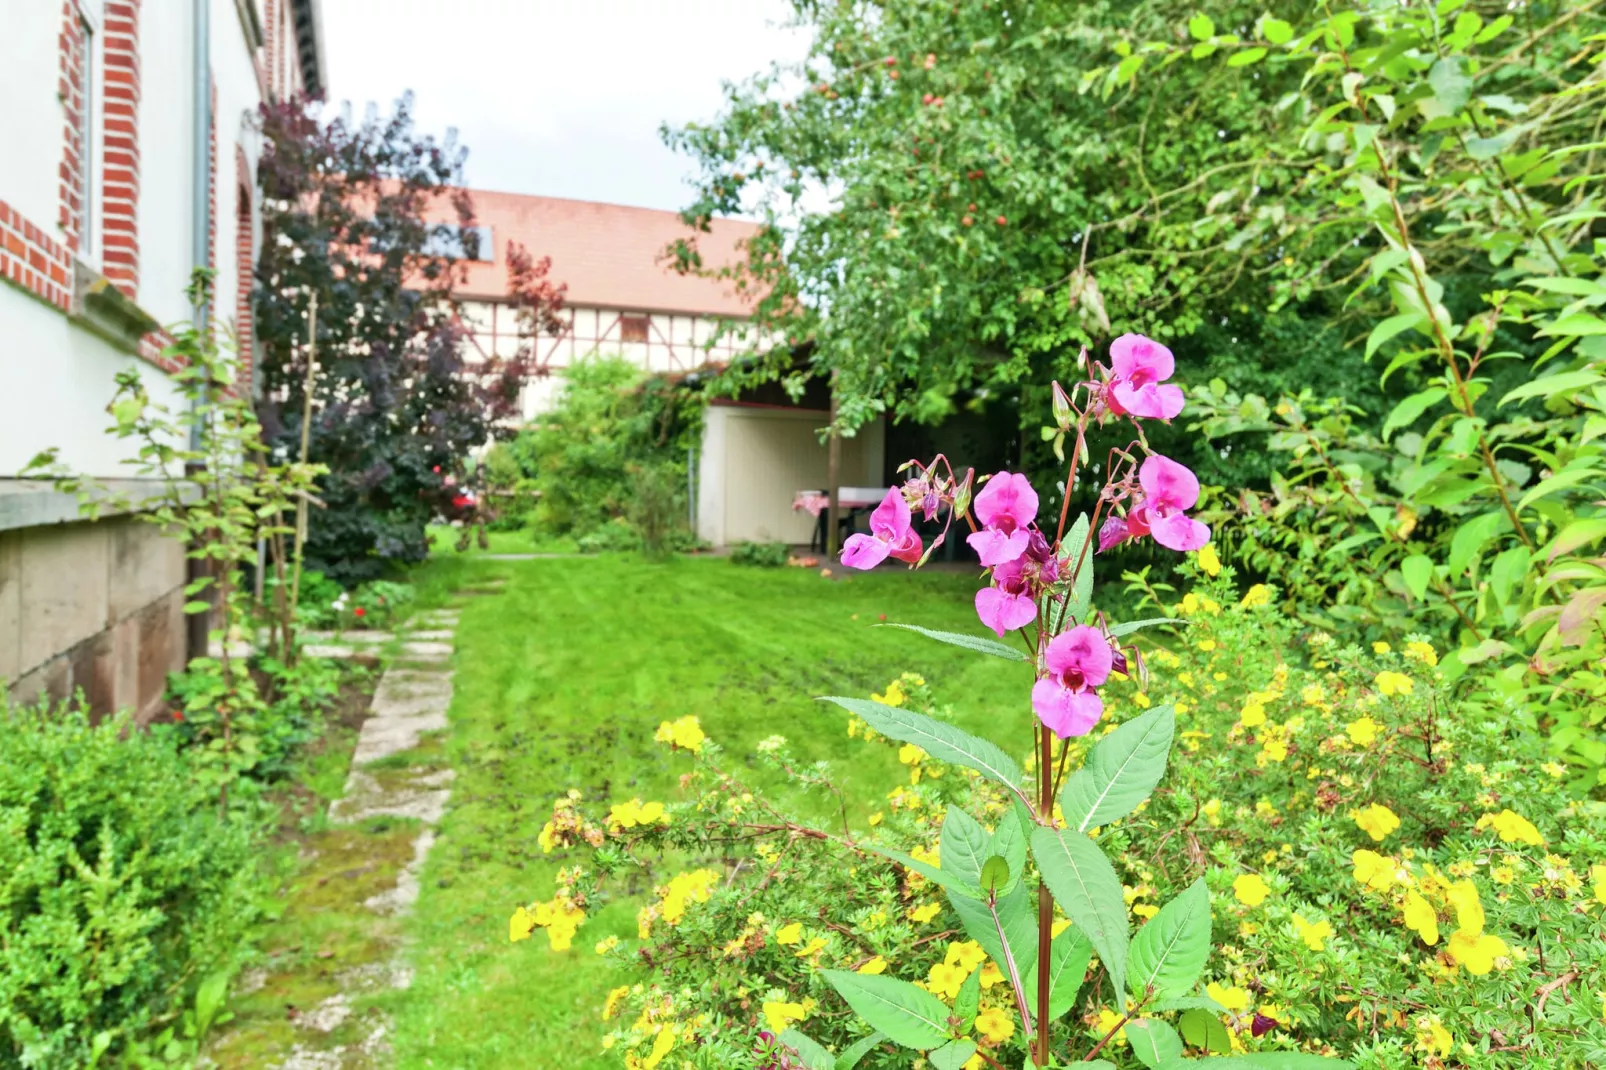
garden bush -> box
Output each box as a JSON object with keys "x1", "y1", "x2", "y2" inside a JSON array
[
  {"x1": 0, "y1": 701, "x2": 258, "y2": 1066},
  {"x1": 731, "y1": 540, "x2": 791, "y2": 568}
]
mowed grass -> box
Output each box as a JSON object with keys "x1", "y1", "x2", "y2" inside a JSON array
[{"x1": 389, "y1": 555, "x2": 1033, "y2": 1069}]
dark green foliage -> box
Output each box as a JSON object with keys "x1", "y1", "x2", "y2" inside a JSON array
[
  {"x1": 0, "y1": 701, "x2": 257, "y2": 1066},
  {"x1": 730, "y1": 540, "x2": 791, "y2": 568}
]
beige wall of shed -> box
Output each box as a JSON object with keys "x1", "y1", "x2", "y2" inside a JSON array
[{"x1": 697, "y1": 405, "x2": 885, "y2": 547}]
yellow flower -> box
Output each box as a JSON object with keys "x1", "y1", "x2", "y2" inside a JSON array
[
  {"x1": 978, "y1": 961, "x2": 1004, "y2": 989},
  {"x1": 909, "y1": 902, "x2": 942, "y2": 924},
  {"x1": 1446, "y1": 880, "x2": 1485, "y2": 935},
  {"x1": 1402, "y1": 891, "x2": 1439, "y2": 946},
  {"x1": 1198, "y1": 544, "x2": 1222, "y2": 576},
  {"x1": 1416, "y1": 1015, "x2": 1452, "y2": 1058},
  {"x1": 1346, "y1": 717, "x2": 1379, "y2": 747},
  {"x1": 794, "y1": 937, "x2": 827, "y2": 959},
  {"x1": 525, "y1": 896, "x2": 586, "y2": 951},
  {"x1": 603, "y1": 985, "x2": 630, "y2": 1020},
  {"x1": 595, "y1": 935, "x2": 620, "y2": 955},
  {"x1": 1292, "y1": 914, "x2": 1333, "y2": 952},
  {"x1": 1404, "y1": 640, "x2": 1438, "y2": 666},
  {"x1": 1198, "y1": 639, "x2": 1218, "y2": 653},
  {"x1": 857, "y1": 956, "x2": 888, "y2": 975},
  {"x1": 643, "y1": 1024, "x2": 676, "y2": 1069},
  {"x1": 509, "y1": 906, "x2": 537, "y2": 943},
  {"x1": 1241, "y1": 584, "x2": 1272, "y2": 608},
  {"x1": 659, "y1": 869, "x2": 718, "y2": 925},
  {"x1": 1233, "y1": 873, "x2": 1271, "y2": 907},
  {"x1": 1258, "y1": 737, "x2": 1289, "y2": 764},
  {"x1": 1240, "y1": 703, "x2": 1267, "y2": 728},
  {"x1": 762, "y1": 1000, "x2": 808, "y2": 1033},
  {"x1": 975, "y1": 1006, "x2": 1016, "y2": 1043},
  {"x1": 1542, "y1": 761, "x2": 1566, "y2": 778},
  {"x1": 1051, "y1": 918, "x2": 1072, "y2": 938},
  {"x1": 1201, "y1": 798, "x2": 1222, "y2": 827},
  {"x1": 1206, "y1": 982, "x2": 1251, "y2": 1013},
  {"x1": 1351, "y1": 850, "x2": 1395, "y2": 892},
  {"x1": 946, "y1": 941, "x2": 988, "y2": 972},
  {"x1": 1133, "y1": 903, "x2": 1159, "y2": 919},
  {"x1": 654, "y1": 715, "x2": 705, "y2": 752},
  {"x1": 538, "y1": 822, "x2": 559, "y2": 853},
  {"x1": 1372, "y1": 641, "x2": 1391, "y2": 654},
  {"x1": 608, "y1": 798, "x2": 669, "y2": 830},
  {"x1": 1374, "y1": 671, "x2": 1414, "y2": 697},
  {"x1": 1447, "y1": 930, "x2": 1508, "y2": 974},
  {"x1": 1352, "y1": 803, "x2": 1401, "y2": 842},
  {"x1": 775, "y1": 922, "x2": 803, "y2": 946},
  {"x1": 1592, "y1": 863, "x2": 1606, "y2": 905},
  {"x1": 868, "y1": 812, "x2": 883, "y2": 826},
  {"x1": 1491, "y1": 865, "x2": 1516, "y2": 886},
  {"x1": 1132, "y1": 691, "x2": 1152, "y2": 709},
  {"x1": 928, "y1": 960, "x2": 969, "y2": 999},
  {"x1": 1093, "y1": 1008, "x2": 1128, "y2": 1046},
  {"x1": 1477, "y1": 809, "x2": 1545, "y2": 847},
  {"x1": 899, "y1": 743, "x2": 925, "y2": 765}
]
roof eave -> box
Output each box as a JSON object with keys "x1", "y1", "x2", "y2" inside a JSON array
[{"x1": 289, "y1": 0, "x2": 325, "y2": 97}]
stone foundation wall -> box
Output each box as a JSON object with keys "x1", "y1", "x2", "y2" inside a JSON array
[{"x1": 1, "y1": 511, "x2": 188, "y2": 722}]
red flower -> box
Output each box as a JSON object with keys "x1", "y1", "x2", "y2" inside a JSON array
[
  {"x1": 172, "y1": 710, "x2": 184, "y2": 722},
  {"x1": 354, "y1": 607, "x2": 367, "y2": 617}
]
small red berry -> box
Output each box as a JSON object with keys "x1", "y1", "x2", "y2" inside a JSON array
[
  {"x1": 962, "y1": 215, "x2": 973, "y2": 226},
  {"x1": 996, "y1": 215, "x2": 1007, "y2": 226},
  {"x1": 922, "y1": 93, "x2": 934, "y2": 105}
]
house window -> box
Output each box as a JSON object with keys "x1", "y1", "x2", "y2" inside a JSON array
[{"x1": 619, "y1": 315, "x2": 649, "y2": 344}]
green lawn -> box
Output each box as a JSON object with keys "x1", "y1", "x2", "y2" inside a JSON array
[
  {"x1": 425, "y1": 522, "x2": 577, "y2": 556},
  {"x1": 389, "y1": 555, "x2": 1031, "y2": 1069}
]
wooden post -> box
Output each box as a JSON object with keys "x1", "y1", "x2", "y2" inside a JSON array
[{"x1": 826, "y1": 374, "x2": 842, "y2": 558}]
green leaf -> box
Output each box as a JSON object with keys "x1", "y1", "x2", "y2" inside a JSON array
[
  {"x1": 929, "y1": 1039, "x2": 978, "y2": 1070},
  {"x1": 1381, "y1": 387, "x2": 1447, "y2": 441},
  {"x1": 979, "y1": 855, "x2": 1012, "y2": 894},
  {"x1": 1428, "y1": 57, "x2": 1471, "y2": 114},
  {"x1": 1125, "y1": 878, "x2": 1211, "y2": 1001},
  {"x1": 1023, "y1": 925, "x2": 1093, "y2": 1024},
  {"x1": 1030, "y1": 826, "x2": 1128, "y2": 998},
  {"x1": 953, "y1": 966, "x2": 981, "y2": 1031},
  {"x1": 1179, "y1": 1007, "x2": 1233, "y2": 1053},
  {"x1": 1400, "y1": 555, "x2": 1434, "y2": 601},
  {"x1": 878, "y1": 623, "x2": 1029, "y2": 661},
  {"x1": 1517, "y1": 468, "x2": 1598, "y2": 513},
  {"x1": 1365, "y1": 313, "x2": 1422, "y2": 360},
  {"x1": 941, "y1": 808, "x2": 994, "y2": 889},
  {"x1": 948, "y1": 880, "x2": 1038, "y2": 976},
  {"x1": 820, "y1": 971, "x2": 953, "y2": 1050},
  {"x1": 1183, "y1": 1057, "x2": 1355, "y2": 1069},
  {"x1": 991, "y1": 806, "x2": 1030, "y2": 896},
  {"x1": 1466, "y1": 128, "x2": 1521, "y2": 160},
  {"x1": 778, "y1": 1029, "x2": 836, "y2": 1070},
  {"x1": 1153, "y1": 995, "x2": 1228, "y2": 1013},
  {"x1": 1060, "y1": 705, "x2": 1175, "y2": 833},
  {"x1": 1128, "y1": 1019, "x2": 1185, "y2": 1069},
  {"x1": 1448, "y1": 512, "x2": 1505, "y2": 576},
  {"x1": 1108, "y1": 617, "x2": 1186, "y2": 638},
  {"x1": 821, "y1": 698, "x2": 1026, "y2": 801},
  {"x1": 1063, "y1": 513, "x2": 1095, "y2": 624},
  {"x1": 864, "y1": 844, "x2": 980, "y2": 898},
  {"x1": 1188, "y1": 13, "x2": 1215, "y2": 40},
  {"x1": 1547, "y1": 519, "x2": 1606, "y2": 562},
  {"x1": 1227, "y1": 46, "x2": 1267, "y2": 67},
  {"x1": 836, "y1": 1032, "x2": 886, "y2": 1070},
  {"x1": 1501, "y1": 370, "x2": 1603, "y2": 405},
  {"x1": 183, "y1": 600, "x2": 212, "y2": 614},
  {"x1": 1261, "y1": 18, "x2": 1293, "y2": 44}
]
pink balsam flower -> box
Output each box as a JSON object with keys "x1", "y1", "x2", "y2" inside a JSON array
[
  {"x1": 1105, "y1": 334, "x2": 1185, "y2": 421},
  {"x1": 1101, "y1": 455, "x2": 1211, "y2": 554},
  {"x1": 974, "y1": 531, "x2": 1059, "y2": 636},
  {"x1": 840, "y1": 488, "x2": 923, "y2": 569},
  {"x1": 966, "y1": 471, "x2": 1039, "y2": 566},
  {"x1": 1032, "y1": 625, "x2": 1113, "y2": 738}
]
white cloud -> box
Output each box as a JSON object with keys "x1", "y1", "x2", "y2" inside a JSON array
[{"x1": 321, "y1": 0, "x2": 808, "y2": 212}]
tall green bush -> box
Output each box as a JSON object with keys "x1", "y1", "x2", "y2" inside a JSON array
[{"x1": 0, "y1": 702, "x2": 257, "y2": 1066}]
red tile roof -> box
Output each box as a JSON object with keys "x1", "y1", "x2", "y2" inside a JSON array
[{"x1": 437, "y1": 189, "x2": 764, "y2": 318}]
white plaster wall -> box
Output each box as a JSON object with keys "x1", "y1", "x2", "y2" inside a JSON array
[
  {"x1": 0, "y1": 285, "x2": 186, "y2": 477},
  {"x1": 138, "y1": 0, "x2": 200, "y2": 329},
  {"x1": 0, "y1": 1, "x2": 64, "y2": 231},
  {"x1": 213, "y1": 0, "x2": 263, "y2": 347}
]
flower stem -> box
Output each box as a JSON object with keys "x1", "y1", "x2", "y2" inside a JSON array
[{"x1": 1036, "y1": 720, "x2": 1054, "y2": 1065}]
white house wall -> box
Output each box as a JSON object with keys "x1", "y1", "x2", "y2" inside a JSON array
[
  {"x1": 697, "y1": 406, "x2": 886, "y2": 547},
  {"x1": 0, "y1": 2, "x2": 63, "y2": 233}
]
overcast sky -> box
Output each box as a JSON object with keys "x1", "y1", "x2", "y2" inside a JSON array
[{"x1": 320, "y1": 0, "x2": 808, "y2": 214}]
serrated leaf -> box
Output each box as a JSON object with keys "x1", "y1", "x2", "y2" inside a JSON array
[
  {"x1": 1030, "y1": 827, "x2": 1128, "y2": 997},
  {"x1": 777, "y1": 1029, "x2": 836, "y2": 1070},
  {"x1": 979, "y1": 855, "x2": 1012, "y2": 894},
  {"x1": 820, "y1": 971, "x2": 952, "y2": 1050},
  {"x1": 877, "y1": 623, "x2": 1029, "y2": 661},
  {"x1": 1063, "y1": 513, "x2": 1095, "y2": 624},
  {"x1": 864, "y1": 844, "x2": 980, "y2": 898},
  {"x1": 1022, "y1": 924, "x2": 1093, "y2": 1024},
  {"x1": 948, "y1": 880, "x2": 1038, "y2": 976},
  {"x1": 1125, "y1": 878, "x2": 1211, "y2": 1002},
  {"x1": 1128, "y1": 1019, "x2": 1185, "y2": 1069},
  {"x1": 953, "y1": 966, "x2": 981, "y2": 1031},
  {"x1": 941, "y1": 808, "x2": 993, "y2": 889},
  {"x1": 836, "y1": 1032, "x2": 886, "y2": 1070},
  {"x1": 1152, "y1": 995, "x2": 1228, "y2": 1014},
  {"x1": 1179, "y1": 1007, "x2": 1233, "y2": 1053},
  {"x1": 1060, "y1": 705, "x2": 1175, "y2": 833},
  {"x1": 1108, "y1": 617, "x2": 1186, "y2": 637},
  {"x1": 991, "y1": 806, "x2": 1029, "y2": 896},
  {"x1": 821, "y1": 698, "x2": 1027, "y2": 802},
  {"x1": 929, "y1": 1039, "x2": 978, "y2": 1070}
]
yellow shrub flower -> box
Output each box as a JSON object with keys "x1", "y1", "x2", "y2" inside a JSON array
[
  {"x1": 1051, "y1": 918, "x2": 1072, "y2": 938},
  {"x1": 659, "y1": 869, "x2": 718, "y2": 925},
  {"x1": 1447, "y1": 930, "x2": 1508, "y2": 974},
  {"x1": 595, "y1": 935, "x2": 620, "y2": 955},
  {"x1": 608, "y1": 798, "x2": 668, "y2": 830},
  {"x1": 762, "y1": 1000, "x2": 808, "y2": 1033},
  {"x1": 1197, "y1": 544, "x2": 1223, "y2": 576},
  {"x1": 1447, "y1": 880, "x2": 1485, "y2": 935},
  {"x1": 1206, "y1": 982, "x2": 1251, "y2": 1013},
  {"x1": 857, "y1": 956, "x2": 887, "y2": 975},
  {"x1": 1402, "y1": 891, "x2": 1439, "y2": 946},
  {"x1": 516, "y1": 896, "x2": 586, "y2": 951},
  {"x1": 1372, "y1": 641, "x2": 1391, "y2": 654},
  {"x1": 1133, "y1": 903, "x2": 1159, "y2": 919},
  {"x1": 1352, "y1": 803, "x2": 1401, "y2": 842},
  {"x1": 1491, "y1": 865, "x2": 1516, "y2": 885},
  {"x1": 1093, "y1": 1008, "x2": 1129, "y2": 1046},
  {"x1": 1416, "y1": 1015, "x2": 1452, "y2": 1058},
  {"x1": 975, "y1": 1005, "x2": 1016, "y2": 1043},
  {"x1": 979, "y1": 960, "x2": 1004, "y2": 988},
  {"x1": 909, "y1": 902, "x2": 942, "y2": 924},
  {"x1": 1233, "y1": 873, "x2": 1271, "y2": 907},
  {"x1": 1592, "y1": 863, "x2": 1606, "y2": 905},
  {"x1": 1351, "y1": 849, "x2": 1395, "y2": 892},
  {"x1": 538, "y1": 822, "x2": 559, "y2": 853},
  {"x1": 1198, "y1": 639, "x2": 1218, "y2": 653},
  {"x1": 927, "y1": 960, "x2": 969, "y2": 998},
  {"x1": 509, "y1": 905, "x2": 537, "y2": 943},
  {"x1": 1240, "y1": 703, "x2": 1267, "y2": 728},
  {"x1": 1477, "y1": 809, "x2": 1545, "y2": 847},
  {"x1": 1404, "y1": 640, "x2": 1438, "y2": 666},
  {"x1": 654, "y1": 715, "x2": 705, "y2": 752},
  {"x1": 794, "y1": 936, "x2": 827, "y2": 959},
  {"x1": 947, "y1": 941, "x2": 988, "y2": 972},
  {"x1": 1292, "y1": 914, "x2": 1332, "y2": 951},
  {"x1": 603, "y1": 985, "x2": 631, "y2": 1020},
  {"x1": 642, "y1": 1024, "x2": 676, "y2": 1069},
  {"x1": 775, "y1": 921, "x2": 803, "y2": 946},
  {"x1": 1374, "y1": 671, "x2": 1414, "y2": 697},
  {"x1": 1241, "y1": 584, "x2": 1272, "y2": 608},
  {"x1": 1345, "y1": 716, "x2": 1379, "y2": 747},
  {"x1": 1201, "y1": 798, "x2": 1223, "y2": 827}
]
